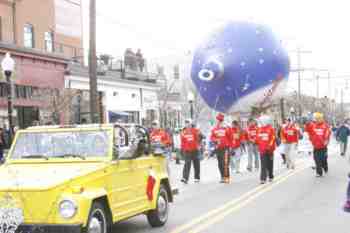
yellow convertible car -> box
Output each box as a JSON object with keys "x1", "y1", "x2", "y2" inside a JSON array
[{"x1": 0, "y1": 124, "x2": 175, "y2": 233}]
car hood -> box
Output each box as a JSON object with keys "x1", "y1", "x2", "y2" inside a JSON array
[{"x1": 0, "y1": 162, "x2": 106, "y2": 191}]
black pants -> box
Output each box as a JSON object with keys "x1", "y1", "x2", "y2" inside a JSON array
[
  {"x1": 314, "y1": 148, "x2": 328, "y2": 176},
  {"x1": 182, "y1": 150, "x2": 200, "y2": 181},
  {"x1": 281, "y1": 153, "x2": 286, "y2": 163},
  {"x1": 260, "y1": 154, "x2": 274, "y2": 181},
  {"x1": 216, "y1": 149, "x2": 230, "y2": 179}
]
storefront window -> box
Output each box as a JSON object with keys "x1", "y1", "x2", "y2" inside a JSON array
[{"x1": 126, "y1": 111, "x2": 140, "y2": 124}]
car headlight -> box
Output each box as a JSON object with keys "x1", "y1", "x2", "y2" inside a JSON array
[{"x1": 59, "y1": 199, "x2": 77, "y2": 219}]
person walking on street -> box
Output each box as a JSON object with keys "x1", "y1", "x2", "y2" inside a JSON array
[
  {"x1": 256, "y1": 115, "x2": 276, "y2": 184},
  {"x1": 305, "y1": 112, "x2": 331, "y2": 177},
  {"x1": 181, "y1": 119, "x2": 201, "y2": 184},
  {"x1": 336, "y1": 121, "x2": 350, "y2": 157},
  {"x1": 278, "y1": 121, "x2": 287, "y2": 165},
  {"x1": 281, "y1": 118, "x2": 301, "y2": 169},
  {"x1": 240, "y1": 128, "x2": 248, "y2": 154},
  {"x1": 150, "y1": 121, "x2": 172, "y2": 154},
  {"x1": 228, "y1": 120, "x2": 242, "y2": 174},
  {"x1": 210, "y1": 113, "x2": 230, "y2": 183},
  {"x1": 150, "y1": 120, "x2": 174, "y2": 185},
  {"x1": 246, "y1": 118, "x2": 260, "y2": 172}
]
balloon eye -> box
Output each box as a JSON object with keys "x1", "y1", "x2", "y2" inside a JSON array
[
  {"x1": 198, "y1": 69, "x2": 215, "y2": 81},
  {"x1": 197, "y1": 58, "x2": 224, "y2": 82}
]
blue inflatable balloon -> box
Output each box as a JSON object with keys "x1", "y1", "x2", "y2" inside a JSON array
[{"x1": 191, "y1": 21, "x2": 290, "y2": 114}]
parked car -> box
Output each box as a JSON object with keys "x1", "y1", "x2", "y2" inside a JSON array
[{"x1": 0, "y1": 124, "x2": 176, "y2": 233}]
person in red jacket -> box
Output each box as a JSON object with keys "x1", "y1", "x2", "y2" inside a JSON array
[
  {"x1": 150, "y1": 120, "x2": 171, "y2": 151},
  {"x1": 246, "y1": 118, "x2": 260, "y2": 171},
  {"x1": 180, "y1": 119, "x2": 201, "y2": 184},
  {"x1": 210, "y1": 113, "x2": 230, "y2": 183},
  {"x1": 281, "y1": 118, "x2": 301, "y2": 169},
  {"x1": 256, "y1": 115, "x2": 276, "y2": 184},
  {"x1": 240, "y1": 129, "x2": 248, "y2": 153},
  {"x1": 228, "y1": 120, "x2": 242, "y2": 174},
  {"x1": 306, "y1": 112, "x2": 331, "y2": 177}
]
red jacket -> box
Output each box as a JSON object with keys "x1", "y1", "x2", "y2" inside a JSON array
[
  {"x1": 150, "y1": 129, "x2": 171, "y2": 146},
  {"x1": 227, "y1": 127, "x2": 241, "y2": 149},
  {"x1": 256, "y1": 125, "x2": 276, "y2": 154},
  {"x1": 240, "y1": 130, "x2": 248, "y2": 142},
  {"x1": 210, "y1": 125, "x2": 229, "y2": 149},
  {"x1": 305, "y1": 122, "x2": 331, "y2": 149},
  {"x1": 281, "y1": 123, "x2": 300, "y2": 143},
  {"x1": 247, "y1": 124, "x2": 258, "y2": 143},
  {"x1": 180, "y1": 127, "x2": 200, "y2": 152}
]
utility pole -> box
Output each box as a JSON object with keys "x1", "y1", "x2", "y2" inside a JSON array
[
  {"x1": 89, "y1": 0, "x2": 99, "y2": 123},
  {"x1": 294, "y1": 47, "x2": 312, "y2": 118}
]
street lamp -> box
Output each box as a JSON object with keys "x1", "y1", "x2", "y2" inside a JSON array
[
  {"x1": 188, "y1": 92, "x2": 195, "y2": 120},
  {"x1": 1, "y1": 53, "x2": 15, "y2": 143}
]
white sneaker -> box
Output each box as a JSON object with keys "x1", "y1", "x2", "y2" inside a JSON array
[{"x1": 194, "y1": 179, "x2": 200, "y2": 183}]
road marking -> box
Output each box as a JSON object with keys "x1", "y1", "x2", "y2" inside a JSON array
[
  {"x1": 188, "y1": 164, "x2": 309, "y2": 233},
  {"x1": 170, "y1": 162, "x2": 310, "y2": 233}
]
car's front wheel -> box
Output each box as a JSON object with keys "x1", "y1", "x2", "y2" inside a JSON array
[
  {"x1": 147, "y1": 184, "x2": 169, "y2": 227},
  {"x1": 86, "y1": 202, "x2": 111, "y2": 233}
]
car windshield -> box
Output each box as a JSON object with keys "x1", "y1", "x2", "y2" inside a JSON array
[{"x1": 11, "y1": 130, "x2": 110, "y2": 159}]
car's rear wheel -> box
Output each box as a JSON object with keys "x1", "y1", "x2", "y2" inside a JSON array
[
  {"x1": 86, "y1": 202, "x2": 111, "y2": 233},
  {"x1": 147, "y1": 184, "x2": 169, "y2": 227}
]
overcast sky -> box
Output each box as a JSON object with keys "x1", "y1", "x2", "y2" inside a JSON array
[{"x1": 81, "y1": 0, "x2": 350, "y2": 102}]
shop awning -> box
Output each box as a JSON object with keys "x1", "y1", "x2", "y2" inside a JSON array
[{"x1": 108, "y1": 110, "x2": 130, "y2": 117}]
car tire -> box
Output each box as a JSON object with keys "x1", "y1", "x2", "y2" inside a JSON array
[
  {"x1": 86, "y1": 202, "x2": 111, "y2": 233},
  {"x1": 147, "y1": 184, "x2": 169, "y2": 227}
]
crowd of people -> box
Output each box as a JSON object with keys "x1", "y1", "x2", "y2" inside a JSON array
[{"x1": 148, "y1": 111, "x2": 337, "y2": 185}]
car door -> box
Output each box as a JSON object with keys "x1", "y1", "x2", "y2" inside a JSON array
[
  {"x1": 108, "y1": 126, "x2": 142, "y2": 221},
  {"x1": 132, "y1": 125, "x2": 160, "y2": 210},
  {"x1": 133, "y1": 155, "x2": 156, "y2": 210}
]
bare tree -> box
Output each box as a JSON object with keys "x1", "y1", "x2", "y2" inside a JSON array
[{"x1": 33, "y1": 88, "x2": 79, "y2": 125}]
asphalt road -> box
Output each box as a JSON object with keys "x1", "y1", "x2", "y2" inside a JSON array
[{"x1": 112, "y1": 143, "x2": 350, "y2": 233}]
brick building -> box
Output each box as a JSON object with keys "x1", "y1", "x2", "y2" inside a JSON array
[{"x1": 0, "y1": 0, "x2": 83, "y2": 128}]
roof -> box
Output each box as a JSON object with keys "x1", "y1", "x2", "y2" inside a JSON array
[{"x1": 67, "y1": 63, "x2": 162, "y2": 88}]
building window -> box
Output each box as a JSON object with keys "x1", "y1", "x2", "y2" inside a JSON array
[
  {"x1": 24, "y1": 24, "x2": 34, "y2": 48},
  {"x1": 126, "y1": 111, "x2": 140, "y2": 124},
  {"x1": 15, "y1": 85, "x2": 34, "y2": 99},
  {"x1": 45, "y1": 31, "x2": 54, "y2": 52}
]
